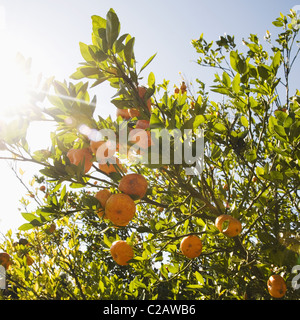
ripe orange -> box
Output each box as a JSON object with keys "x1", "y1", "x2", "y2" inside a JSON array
[
  {"x1": 67, "y1": 147, "x2": 93, "y2": 174},
  {"x1": 136, "y1": 120, "x2": 150, "y2": 129},
  {"x1": 267, "y1": 275, "x2": 287, "y2": 298},
  {"x1": 118, "y1": 173, "x2": 148, "y2": 200},
  {"x1": 0, "y1": 252, "x2": 11, "y2": 270},
  {"x1": 95, "y1": 189, "x2": 111, "y2": 208},
  {"x1": 98, "y1": 157, "x2": 127, "y2": 175},
  {"x1": 128, "y1": 86, "x2": 151, "y2": 118},
  {"x1": 26, "y1": 255, "x2": 34, "y2": 266},
  {"x1": 48, "y1": 223, "x2": 56, "y2": 233},
  {"x1": 129, "y1": 129, "x2": 153, "y2": 150},
  {"x1": 91, "y1": 140, "x2": 117, "y2": 162},
  {"x1": 215, "y1": 214, "x2": 242, "y2": 237},
  {"x1": 90, "y1": 140, "x2": 106, "y2": 155},
  {"x1": 105, "y1": 193, "x2": 136, "y2": 226},
  {"x1": 110, "y1": 240, "x2": 134, "y2": 266},
  {"x1": 180, "y1": 81, "x2": 187, "y2": 93},
  {"x1": 116, "y1": 108, "x2": 131, "y2": 120},
  {"x1": 180, "y1": 235, "x2": 203, "y2": 259}
]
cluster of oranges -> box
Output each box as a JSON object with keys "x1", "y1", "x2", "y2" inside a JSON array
[{"x1": 93, "y1": 173, "x2": 148, "y2": 266}]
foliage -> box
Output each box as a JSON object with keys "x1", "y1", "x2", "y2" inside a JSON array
[{"x1": 0, "y1": 8, "x2": 300, "y2": 300}]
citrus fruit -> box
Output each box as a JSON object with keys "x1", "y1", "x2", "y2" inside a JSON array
[
  {"x1": 90, "y1": 140, "x2": 106, "y2": 155},
  {"x1": 110, "y1": 240, "x2": 134, "y2": 266},
  {"x1": 118, "y1": 173, "x2": 148, "y2": 200},
  {"x1": 26, "y1": 255, "x2": 34, "y2": 266},
  {"x1": 215, "y1": 214, "x2": 242, "y2": 237},
  {"x1": 136, "y1": 120, "x2": 150, "y2": 129},
  {"x1": 67, "y1": 147, "x2": 93, "y2": 174},
  {"x1": 116, "y1": 108, "x2": 131, "y2": 120},
  {"x1": 98, "y1": 157, "x2": 127, "y2": 175},
  {"x1": 0, "y1": 252, "x2": 11, "y2": 270},
  {"x1": 180, "y1": 81, "x2": 187, "y2": 93},
  {"x1": 48, "y1": 223, "x2": 56, "y2": 233},
  {"x1": 129, "y1": 129, "x2": 153, "y2": 150},
  {"x1": 267, "y1": 274, "x2": 287, "y2": 298},
  {"x1": 128, "y1": 86, "x2": 151, "y2": 118},
  {"x1": 180, "y1": 235, "x2": 203, "y2": 259},
  {"x1": 95, "y1": 189, "x2": 111, "y2": 208},
  {"x1": 105, "y1": 193, "x2": 136, "y2": 226}
]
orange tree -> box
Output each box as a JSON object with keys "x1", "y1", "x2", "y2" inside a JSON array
[{"x1": 0, "y1": 8, "x2": 300, "y2": 300}]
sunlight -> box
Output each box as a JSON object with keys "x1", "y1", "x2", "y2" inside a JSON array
[{"x1": 0, "y1": 50, "x2": 33, "y2": 118}]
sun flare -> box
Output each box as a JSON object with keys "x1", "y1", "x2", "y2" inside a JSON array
[{"x1": 0, "y1": 52, "x2": 33, "y2": 118}]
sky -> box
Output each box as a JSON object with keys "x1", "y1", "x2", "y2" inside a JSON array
[{"x1": 0, "y1": 0, "x2": 298, "y2": 234}]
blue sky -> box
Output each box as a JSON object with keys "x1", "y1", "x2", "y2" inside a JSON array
[{"x1": 0, "y1": 0, "x2": 298, "y2": 233}]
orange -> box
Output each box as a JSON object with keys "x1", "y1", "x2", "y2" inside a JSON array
[
  {"x1": 110, "y1": 240, "x2": 134, "y2": 266},
  {"x1": 136, "y1": 120, "x2": 150, "y2": 130},
  {"x1": 128, "y1": 86, "x2": 152, "y2": 118},
  {"x1": 26, "y1": 255, "x2": 34, "y2": 266},
  {"x1": 129, "y1": 129, "x2": 153, "y2": 150},
  {"x1": 180, "y1": 235, "x2": 203, "y2": 259},
  {"x1": 0, "y1": 252, "x2": 11, "y2": 270},
  {"x1": 180, "y1": 81, "x2": 187, "y2": 93},
  {"x1": 116, "y1": 108, "x2": 131, "y2": 120},
  {"x1": 98, "y1": 157, "x2": 127, "y2": 175},
  {"x1": 67, "y1": 147, "x2": 93, "y2": 174},
  {"x1": 96, "y1": 209, "x2": 106, "y2": 218},
  {"x1": 95, "y1": 189, "x2": 111, "y2": 218},
  {"x1": 215, "y1": 214, "x2": 242, "y2": 237},
  {"x1": 105, "y1": 193, "x2": 136, "y2": 226},
  {"x1": 48, "y1": 223, "x2": 56, "y2": 233},
  {"x1": 90, "y1": 140, "x2": 106, "y2": 154},
  {"x1": 91, "y1": 140, "x2": 117, "y2": 162},
  {"x1": 95, "y1": 189, "x2": 111, "y2": 208},
  {"x1": 267, "y1": 275, "x2": 287, "y2": 298},
  {"x1": 118, "y1": 173, "x2": 148, "y2": 200}
]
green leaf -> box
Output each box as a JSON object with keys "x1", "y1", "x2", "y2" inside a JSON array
[
  {"x1": 222, "y1": 71, "x2": 231, "y2": 87},
  {"x1": 194, "y1": 271, "x2": 204, "y2": 284},
  {"x1": 150, "y1": 114, "x2": 164, "y2": 129},
  {"x1": 18, "y1": 223, "x2": 35, "y2": 231},
  {"x1": 257, "y1": 65, "x2": 271, "y2": 80},
  {"x1": 102, "y1": 233, "x2": 112, "y2": 248},
  {"x1": 245, "y1": 149, "x2": 257, "y2": 162},
  {"x1": 272, "y1": 51, "x2": 282, "y2": 71},
  {"x1": 232, "y1": 73, "x2": 240, "y2": 94},
  {"x1": 274, "y1": 125, "x2": 287, "y2": 138},
  {"x1": 148, "y1": 72, "x2": 155, "y2": 88},
  {"x1": 21, "y1": 212, "x2": 38, "y2": 222},
  {"x1": 256, "y1": 167, "x2": 265, "y2": 177},
  {"x1": 79, "y1": 42, "x2": 94, "y2": 62},
  {"x1": 211, "y1": 144, "x2": 222, "y2": 161},
  {"x1": 240, "y1": 116, "x2": 249, "y2": 128},
  {"x1": 139, "y1": 53, "x2": 157, "y2": 74},
  {"x1": 230, "y1": 51, "x2": 239, "y2": 73},
  {"x1": 270, "y1": 171, "x2": 283, "y2": 181},
  {"x1": 230, "y1": 51, "x2": 247, "y2": 74},
  {"x1": 106, "y1": 9, "x2": 120, "y2": 49},
  {"x1": 213, "y1": 123, "x2": 227, "y2": 133},
  {"x1": 124, "y1": 37, "x2": 135, "y2": 67}
]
